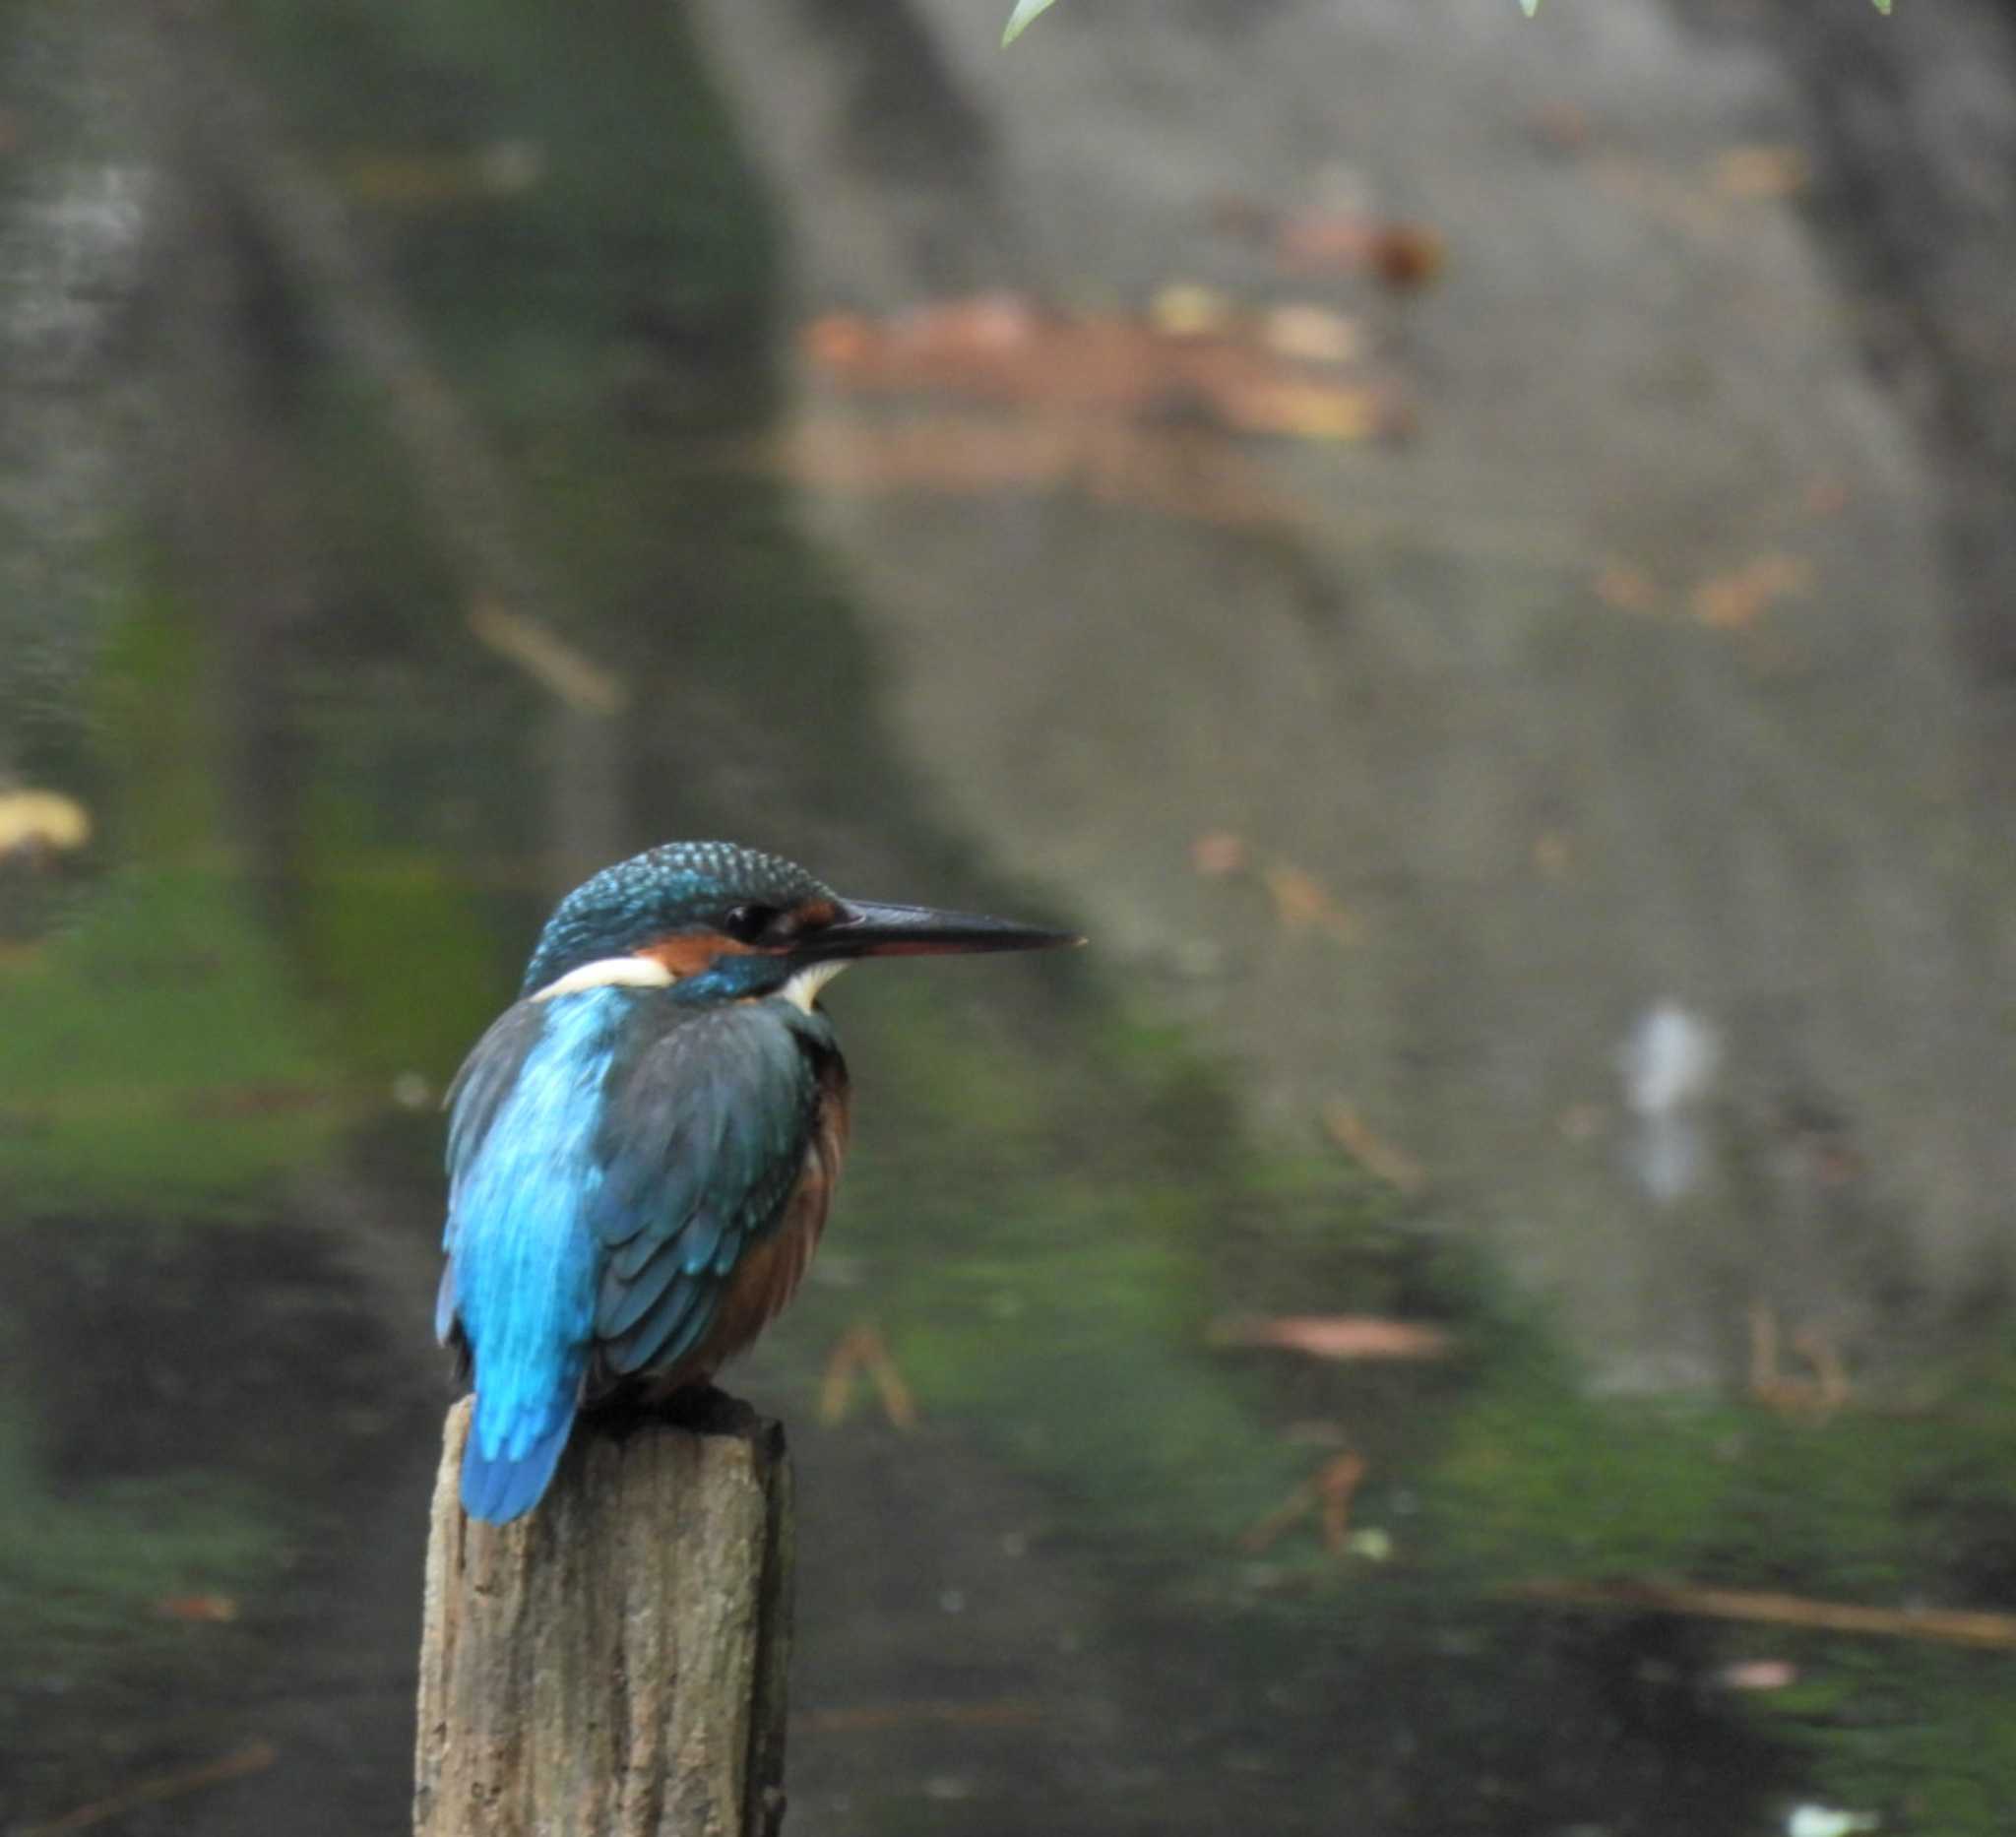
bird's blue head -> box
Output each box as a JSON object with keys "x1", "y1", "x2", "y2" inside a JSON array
[{"x1": 521, "y1": 840, "x2": 1079, "y2": 1008}]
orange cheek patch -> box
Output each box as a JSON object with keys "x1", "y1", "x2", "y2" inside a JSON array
[{"x1": 637, "y1": 934, "x2": 756, "y2": 978}]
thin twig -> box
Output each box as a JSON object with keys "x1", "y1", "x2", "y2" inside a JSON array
[
  {"x1": 1511, "y1": 1578, "x2": 2016, "y2": 1651},
  {"x1": 20, "y1": 1742, "x2": 279, "y2": 1837}
]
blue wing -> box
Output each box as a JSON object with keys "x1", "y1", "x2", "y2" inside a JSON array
[
  {"x1": 438, "y1": 989, "x2": 837, "y2": 1524},
  {"x1": 440, "y1": 989, "x2": 626, "y2": 1522}
]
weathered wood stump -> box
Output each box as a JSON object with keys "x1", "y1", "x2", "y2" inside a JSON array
[{"x1": 414, "y1": 1396, "x2": 793, "y2": 1837}]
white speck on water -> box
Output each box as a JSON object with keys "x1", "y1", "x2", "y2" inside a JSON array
[
  {"x1": 1618, "y1": 1001, "x2": 1721, "y2": 1117},
  {"x1": 1787, "y1": 1806, "x2": 1879, "y2": 1837}
]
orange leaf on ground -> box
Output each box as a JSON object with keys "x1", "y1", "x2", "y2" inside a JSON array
[
  {"x1": 795, "y1": 295, "x2": 1407, "y2": 444},
  {"x1": 1719, "y1": 1659, "x2": 1799, "y2": 1691},
  {"x1": 799, "y1": 313, "x2": 878, "y2": 368},
  {"x1": 1712, "y1": 145, "x2": 1809, "y2": 200},
  {"x1": 1190, "y1": 831, "x2": 1250, "y2": 877},
  {"x1": 1275, "y1": 211, "x2": 1368, "y2": 271},
  {"x1": 1365, "y1": 222, "x2": 1447, "y2": 290},
  {"x1": 1278, "y1": 213, "x2": 1446, "y2": 289},
  {"x1": 1259, "y1": 304, "x2": 1363, "y2": 365},
  {"x1": 1592, "y1": 559, "x2": 1661, "y2": 613},
  {"x1": 1150, "y1": 283, "x2": 1236, "y2": 338},
  {"x1": 155, "y1": 1595, "x2": 240, "y2": 1623},
  {"x1": 1262, "y1": 862, "x2": 1358, "y2": 944},
  {"x1": 1221, "y1": 380, "x2": 1378, "y2": 443},
  {"x1": 1689, "y1": 552, "x2": 1813, "y2": 631},
  {"x1": 1211, "y1": 1314, "x2": 1452, "y2": 1361}
]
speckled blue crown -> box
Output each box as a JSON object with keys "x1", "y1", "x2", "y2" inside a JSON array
[{"x1": 521, "y1": 842, "x2": 836, "y2": 994}]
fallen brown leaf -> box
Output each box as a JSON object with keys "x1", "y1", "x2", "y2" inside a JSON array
[
  {"x1": 1150, "y1": 283, "x2": 1236, "y2": 338},
  {"x1": 1262, "y1": 861, "x2": 1357, "y2": 944},
  {"x1": 1712, "y1": 145, "x2": 1809, "y2": 200},
  {"x1": 1365, "y1": 222, "x2": 1446, "y2": 290},
  {"x1": 1258, "y1": 303, "x2": 1362, "y2": 365},
  {"x1": 1221, "y1": 379, "x2": 1379, "y2": 443},
  {"x1": 1190, "y1": 830, "x2": 1250, "y2": 877},
  {"x1": 1275, "y1": 211, "x2": 1367, "y2": 272},
  {"x1": 155, "y1": 1594, "x2": 240, "y2": 1623},
  {"x1": 1592, "y1": 559, "x2": 1661, "y2": 614},
  {"x1": 1689, "y1": 553, "x2": 1813, "y2": 632},
  {"x1": 796, "y1": 296, "x2": 1405, "y2": 444},
  {"x1": 1276, "y1": 212, "x2": 1446, "y2": 290},
  {"x1": 891, "y1": 290, "x2": 1042, "y2": 354},
  {"x1": 1718, "y1": 1659, "x2": 1799, "y2": 1691}
]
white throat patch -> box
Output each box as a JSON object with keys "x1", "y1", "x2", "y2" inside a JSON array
[
  {"x1": 530, "y1": 956, "x2": 676, "y2": 1002},
  {"x1": 782, "y1": 960, "x2": 849, "y2": 1014}
]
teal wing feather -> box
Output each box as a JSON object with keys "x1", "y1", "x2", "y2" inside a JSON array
[{"x1": 587, "y1": 999, "x2": 838, "y2": 1381}]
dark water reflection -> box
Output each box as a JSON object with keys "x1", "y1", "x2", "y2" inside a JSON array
[{"x1": 6, "y1": 2, "x2": 2016, "y2": 1834}]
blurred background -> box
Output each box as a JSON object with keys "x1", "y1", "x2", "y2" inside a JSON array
[{"x1": 5, "y1": 0, "x2": 2016, "y2": 1830}]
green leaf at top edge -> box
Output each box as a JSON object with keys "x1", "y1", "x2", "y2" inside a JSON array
[{"x1": 1003, "y1": 0, "x2": 1059, "y2": 46}]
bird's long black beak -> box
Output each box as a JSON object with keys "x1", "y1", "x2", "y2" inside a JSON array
[{"x1": 816, "y1": 898, "x2": 1084, "y2": 959}]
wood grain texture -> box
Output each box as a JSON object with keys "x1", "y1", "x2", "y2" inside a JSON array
[{"x1": 414, "y1": 1397, "x2": 793, "y2": 1837}]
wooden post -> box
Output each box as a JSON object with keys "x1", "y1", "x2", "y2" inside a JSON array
[{"x1": 414, "y1": 1396, "x2": 794, "y2": 1837}]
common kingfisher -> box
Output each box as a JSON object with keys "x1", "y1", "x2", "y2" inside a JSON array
[{"x1": 438, "y1": 840, "x2": 1078, "y2": 1523}]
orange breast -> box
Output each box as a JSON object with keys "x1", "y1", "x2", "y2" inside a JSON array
[{"x1": 657, "y1": 1071, "x2": 851, "y2": 1393}]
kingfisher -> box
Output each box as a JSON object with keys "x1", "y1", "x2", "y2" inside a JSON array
[{"x1": 438, "y1": 840, "x2": 1079, "y2": 1524}]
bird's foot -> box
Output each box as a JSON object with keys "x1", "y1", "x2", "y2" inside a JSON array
[
  {"x1": 656, "y1": 1381, "x2": 753, "y2": 1435},
  {"x1": 585, "y1": 1379, "x2": 760, "y2": 1441}
]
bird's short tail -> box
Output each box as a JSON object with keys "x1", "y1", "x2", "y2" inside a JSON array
[{"x1": 461, "y1": 1397, "x2": 575, "y2": 1524}]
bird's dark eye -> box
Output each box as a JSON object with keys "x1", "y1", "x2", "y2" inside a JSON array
[{"x1": 721, "y1": 903, "x2": 778, "y2": 944}]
